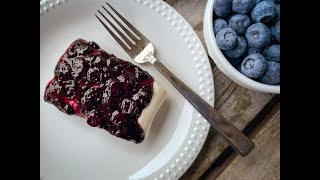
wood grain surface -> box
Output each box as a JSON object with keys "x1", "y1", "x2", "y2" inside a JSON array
[
  {"x1": 163, "y1": 0, "x2": 280, "y2": 179},
  {"x1": 206, "y1": 103, "x2": 280, "y2": 180}
]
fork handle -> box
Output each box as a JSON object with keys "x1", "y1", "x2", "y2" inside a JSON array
[{"x1": 152, "y1": 59, "x2": 255, "y2": 157}]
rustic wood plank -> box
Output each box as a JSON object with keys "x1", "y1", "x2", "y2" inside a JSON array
[
  {"x1": 172, "y1": 0, "x2": 209, "y2": 51},
  {"x1": 181, "y1": 86, "x2": 274, "y2": 180},
  {"x1": 169, "y1": 1, "x2": 276, "y2": 179},
  {"x1": 206, "y1": 103, "x2": 280, "y2": 180},
  {"x1": 164, "y1": 0, "x2": 180, "y2": 5}
]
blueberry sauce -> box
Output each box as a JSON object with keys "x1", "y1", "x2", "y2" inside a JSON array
[{"x1": 44, "y1": 38, "x2": 154, "y2": 143}]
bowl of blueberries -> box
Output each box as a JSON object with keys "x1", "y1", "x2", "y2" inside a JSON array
[{"x1": 203, "y1": 0, "x2": 280, "y2": 94}]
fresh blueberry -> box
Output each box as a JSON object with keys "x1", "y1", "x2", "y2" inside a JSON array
[
  {"x1": 214, "y1": 19, "x2": 228, "y2": 34},
  {"x1": 216, "y1": 28, "x2": 238, "y2": 50},
  {"x1": 224, "y1": 36, "x2": 247, "y2": 58},
  {"x1": 242, "y1": 46, "x2": 262, "y2": 57},
  {"x1": 214, "y1": 0, "x2": 232, "y2": 17},
  {"x1": 245, "y1": 23, "x2": 271, "y2": 48},
  {"x1": 228, "y1": 57, "x2": 243, "y2": 67},
  {"x1": 251, "y1": 1, "x2": 277, "y2": 23},
  {"x1": 263, "y1": 44, "x2": 280, "y2": 62},
  {"x1": 241, "y1": 53, "x2": 267, "y2": 78},
  {"x1": 258, "y1": 61, "x2": 280, "y2": 84},
  {"x1": 226, "y1": 13, "x2": 235, "y2": 23},
  {"x1": 269, "y1": 25, "x2": 276, "y2": 42},
  {"x1": 255, "y1": 0, "x2": 277, "y2": 5},
  {"x1": 228, "y1": 14, "x2": 251, "y2": 34},
  {"x1": 275, "y1": 4, "x2": 280, "y2": 22},
  {"x1": 274, "y1": 21, "x2": 280, "y2": 42},
  {"x1": 248, "y1": 46, "x2": 263, "y2": 55},
  {"x1": 232, "y1": 0, "x2": 256, "y2": 13}
]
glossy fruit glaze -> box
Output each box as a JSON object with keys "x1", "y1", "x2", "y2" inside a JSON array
[{"x1": 44, "y1": 38, "x2": 154, "y2": 143}]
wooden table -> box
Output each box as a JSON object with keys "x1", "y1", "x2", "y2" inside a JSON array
[{"x1": 164, "y1": 0, "x2": 280, "y2": 179}]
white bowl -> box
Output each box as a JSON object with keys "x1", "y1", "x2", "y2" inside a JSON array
[{"x1": 203, "y1": 0, "x2": 280, "y2": 94}]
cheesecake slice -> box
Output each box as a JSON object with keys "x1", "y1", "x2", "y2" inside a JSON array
[{"x1": 44, "y1": 38, "x2": 166, "y2": 143}]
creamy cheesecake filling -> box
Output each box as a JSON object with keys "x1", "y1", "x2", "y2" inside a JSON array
[{"x1": 138, "y1": 82, "x2": 166, "y2": 138}]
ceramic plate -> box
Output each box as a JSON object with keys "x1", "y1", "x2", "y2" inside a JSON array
[{"x1": 40, "y1": 0, "x2": 214, "y2": 179}]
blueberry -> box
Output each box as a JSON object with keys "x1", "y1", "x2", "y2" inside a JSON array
[
  {"x1": 263, "y1": 44, "x2": 280, "y2": 62},
  {"x1": 225, "y1": 13, "x2": 235, "y2": 23},
  {"x1": 117, "y1": 73, "x2": 136, "y2": 89},
  {"x1": 245, "y1": 23, "x2": 271, "y2": 48},
  {"x1": 251, "y1": 1, "x2": 277, "y2": 23},
  {"x1": 214, "y1": 0, "x2": 232, "y2": 17},
  {"x1": 120, "y1": 98, "x2": 137, "y2": 115},
  {"x1": 269, "y1": 25, "x2": 276, "y2": 42},
  {"x1": 248, "y1": 46, "x2": 263, "y2": 55},
  {"x1": 224, "y1": 36, "x2": 247, "y2": 58},
  {"x1": 228, "y1": 57, "x2": 243, "y2": 67},
  {"x1": 110, "y1": 110, "x2": 127, "y2": 127},
  {"x1": 216, "y1": 28, "x2": 238, "y2": 50},
  {"x1": 258, "y1": 61, "x2": 280, "y2": 84},
  {"x1": 243, "y1": 46, "x2": 262, "y2": 57},
  {"x1": 214, "y1": 19, "x2": 228, "y2": 34},
  {"x1": 232, "y1": 0, "x2": 256, "y2": 13},
  {"x1": 256, "y1": 0, "x2": 276, "y2": 3},
  {"x1": 274, "y1": 21, "x2": 280, "y2": 42},
  {"x1": 228, "y1": 14, "x2": 251, "y2": 35},
  {"x1": 54, "y1": 60, "x2": 72, "y2": 80},
  {"x1": 104, "y1": 78, "x2": 122, "y2": 96},
  {"x1": 71, "y1": 57, "x2": 88, "y2": 79},
  {"x1": 241, "y1": 53, "x2": 267, "y2": 78},
  {"x1": 87, "y1": 67, "x2": 102, "y2": 82},
  {"x1": 81, "y1": 87, "x2": 103, "y2": 112},
  {"x1": 87, "y1": 110, "x2": 100, "y2": 127},
  {"x1": 275, "y1": 4, "x2": 280, "y2": 22}
]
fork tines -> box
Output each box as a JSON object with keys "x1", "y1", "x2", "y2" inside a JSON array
[{"x1": 95, "y1": 2, "x2": 144, "y2": 50}]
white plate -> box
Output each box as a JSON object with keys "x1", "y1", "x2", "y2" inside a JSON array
[{"x1": 40, "y1": 0, "x2": 214, "y2": 179}]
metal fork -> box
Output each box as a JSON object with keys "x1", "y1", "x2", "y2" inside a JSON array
[{"x1": 95, "y1": 2, "x2": 254, "y2": 157}]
